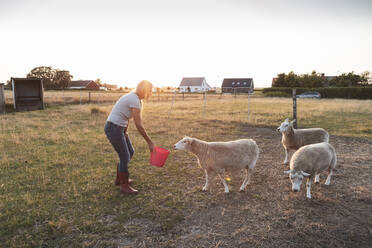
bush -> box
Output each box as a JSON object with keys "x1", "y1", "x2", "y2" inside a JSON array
[
  {"x1": 263, "y1": 87, "x2": 372, "y2": 99},
  {"x1": 263, "y1": 91, "x2": 291, "y2": 98}
]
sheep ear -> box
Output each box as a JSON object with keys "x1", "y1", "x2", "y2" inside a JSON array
[
  {"x1": 285, "y1": 118, "x2": 289, "y2": 123},
  {"x1": 301, "y1": 171, "x2": 311, "y2": 177},
  {"x1": 284, "y1": 170, "x2": 293, "y2": 174},
  {"x1": 291, "y1": 119, "x2": 297, "y2": 124}
]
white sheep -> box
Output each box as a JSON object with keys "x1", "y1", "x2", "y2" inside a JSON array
[
  {"x1": 284, "y1": 142, "x2": 337, "y2": 199},
  {"x1": 173, "y1": 136, "x2": 259, "y2": 193},
  {"x1": 277, "y1": 118, "x2": 329, "y2": 170}
]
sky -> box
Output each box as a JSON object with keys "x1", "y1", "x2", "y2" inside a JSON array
[{"x1": 0, "y1": 0, "x2": 371, "y2": 88}]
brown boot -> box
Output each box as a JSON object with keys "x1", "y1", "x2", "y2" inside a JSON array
[
  {"x1": 118, "y1": 172, "x2": 138, "y2": 195},
  {"x1": 115, "y1": 166, "x2": 134, "y2": 186}
]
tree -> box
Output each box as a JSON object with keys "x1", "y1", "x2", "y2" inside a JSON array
[
  {"x1": 4, "y1": 80, "x2": 12, "y2": 90},
  {"x1": 302, "y1": 71, "x2": 324, "y2": 88},
  {"x1": 285, "y1": 71, "x2": 301, "y2": 87},
  {"x1": 360, "y1": 71, "x2": 371, "y2": 86},
  {"x1": 54, "y1": 70, "x2": 73, "y2": 89},
  {"x1": 329, "y1": 72, "x2": 368, "y2": 87},
  {"x1": 27, "y1": 66, "x2": 56, "y2": 90},
  {"x1": 95, "y1": 78, "x2": 102, "y2": 86},
  {"x1": 274, "y1": 73, "x2": 287, "y2": 87}
]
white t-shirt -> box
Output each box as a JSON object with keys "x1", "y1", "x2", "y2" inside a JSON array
[{"x1": 107, "y1": 92, "x2": 141, "y2": 127}]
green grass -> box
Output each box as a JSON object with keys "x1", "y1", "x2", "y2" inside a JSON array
[{"x1": 0, "y1": 96, "x2": 371, "y2": 246}]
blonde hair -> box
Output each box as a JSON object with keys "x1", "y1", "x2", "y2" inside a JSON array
[{"x1": 135, "y1": 80, "x2": 153, "y2": 99}]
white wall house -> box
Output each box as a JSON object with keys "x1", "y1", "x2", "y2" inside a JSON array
[{"x1": 179, "y1": 77, "x2": 212, "y2": 93}]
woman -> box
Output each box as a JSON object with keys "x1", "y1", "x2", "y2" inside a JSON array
[{"x1": 104, "y1": 80, "x2": 154, "y2": 195}]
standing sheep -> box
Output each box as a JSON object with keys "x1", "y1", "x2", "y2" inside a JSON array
[
  {"x1": 173, "y1": 136, "x2": 259, "y2": 193},
  {"x1": 284, "y1": 142, "x2": 337, "y2": 199},
  {"x1": 277, "y1": 118, "x2": 329, "y2": 169}
]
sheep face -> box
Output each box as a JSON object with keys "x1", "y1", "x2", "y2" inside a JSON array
[
  {"x1": 174, "y1": 137, "x2": 193, "y2": 151},
  {"x1": 277, "y1": 118, "x2": 295, "y2": 133},
  {"x1": 284, "y1": 170, "x2": 310, "y2": 192}
]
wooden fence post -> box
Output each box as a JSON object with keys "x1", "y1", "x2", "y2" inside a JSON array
[
  {"x1": 292, "y1": 88, "x2": 297, "y2": 128},
  {"x1": 167, "y1": 90, "x2": 177, "y2": 119},
  {"x1": 247, "y1": 92, "x2": 250, "y2": 121},
  {"x1": 89, "y1": 91, "x2": 91, "y2": 103},
  {"x1": 202, "y1": 92, "x2": 206, "y2": 119}
]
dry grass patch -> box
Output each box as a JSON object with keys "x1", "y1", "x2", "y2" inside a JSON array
[{"x1": 0, "y1": 97, "x2": 371, "y2": 247}]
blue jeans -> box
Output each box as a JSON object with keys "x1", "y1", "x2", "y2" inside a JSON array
[{"x1": 104, "y1": 121, "x2": 134, "y2": 173}]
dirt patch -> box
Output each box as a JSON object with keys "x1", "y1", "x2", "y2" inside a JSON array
[{"x1": 113, "y1": 126, "x2": 372, "y2": 248}]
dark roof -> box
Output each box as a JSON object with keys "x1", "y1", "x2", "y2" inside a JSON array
[
  {"x1": 221, "y1": 78, "x2": 254, "y2": 88},
  {"x1": 12, "y1": 77, "x2": 42, "y2": 81},
  {"x1": 70, "y1": 80, "x2": 96, "y2": 87},
  {"x1": 180, "y1": 77, "x2": 205, "y2": 87}
]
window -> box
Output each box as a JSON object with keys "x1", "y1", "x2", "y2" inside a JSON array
[
  {"x1": 243, "y1": 82, "x2": 247, "y2": 85},
  {"x1": 237, "y1": 82, "x2": 240, "y2": 85}
]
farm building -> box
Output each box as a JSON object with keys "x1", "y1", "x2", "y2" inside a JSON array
[
  {"x1": 179, "y1": 77, "x2": 212, "y2": 93},
  {"x1": 221, "y1": 78, "x2": 254, "y2": 93},
  {"x1": 321, "y1": 75, "x2": 336, "y2": 87},
  {"x1": 69, "y1": 80, "x2": 100, "y2": 90},
  {"x1": 11, "y1": 78, "x2": 44, "y2": 112}
]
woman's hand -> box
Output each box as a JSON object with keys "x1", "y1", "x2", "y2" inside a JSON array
[{"x1": 148, "y1": 141, "x2": 154, "y2": 152}]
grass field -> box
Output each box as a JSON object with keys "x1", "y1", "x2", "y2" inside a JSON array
[{"x1": 1, "y1": 96, "x2": 371, "y2": 247}]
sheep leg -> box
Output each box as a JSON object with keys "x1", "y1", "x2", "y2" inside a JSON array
[
  {"x1": 325, "y1": 169, "x2": 333, "y2": 185},
  {"x1": 202, "y1": 169, "x2": 214, "y2": 191},
  {"x1": 283, "y1": 148, "x2": 290, "y2": 165},
  {"x1": 314, "y1": 174, "x2": 320, "y2": 184},
  {"x1": 218, "y1": 174, "x2": 229, "y2": 193},
  {"x1": 240, "y1": 168, "x2": 253, "y2": 191},
  {"x1": 306, "y1": 178, "x2": 312, "y2": 199}
]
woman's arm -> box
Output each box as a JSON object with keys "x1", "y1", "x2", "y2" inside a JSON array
[{"x1": 132, "y1": 108, "x2": 154, "y2": 152}]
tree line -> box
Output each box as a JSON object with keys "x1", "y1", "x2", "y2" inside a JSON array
[
  {"x1": 5, "y1": 66, "x2": 108, "y2": 90},
  {"x1": 273, "y1": 71, "x2": 371, "y2": 88}
]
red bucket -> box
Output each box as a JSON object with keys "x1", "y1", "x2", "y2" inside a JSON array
[{"x1": 150, "y1": 146, "x2": 170, "y2": 167}]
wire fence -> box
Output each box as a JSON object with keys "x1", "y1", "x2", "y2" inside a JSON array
[
  {"x1": 3, "y1": 89, "x2": 258, "y2": 106},
  {"x1": 2, "y1": 89, "x2": 258, "y2": 120}
]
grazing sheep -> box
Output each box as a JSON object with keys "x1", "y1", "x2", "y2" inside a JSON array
[
  {"x1": 173, "y1": 136, "x2": 259, "y2": 193},
  {"x1": 277, "y1": 118, "x2": 329, "y2": 170},
  {"x1": 284, "y1": 142, "x2": 337, "y2": 199}
]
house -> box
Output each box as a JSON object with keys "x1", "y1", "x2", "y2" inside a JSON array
[
  {"x1": 272, "y1": 77, "x2": 278, "y2": 87},
  {"x1": 179, "y1": 77, "x2": 212, "y2": 93},
  {"x1": 69, "y1": 80, "x2": 100, "y2": 90},
  {"x1": 221, "y1": 78, "x2": 254, "y2": 93},
  {"x1": 321, "y1": 75, "x2": 336, "y2": 87}
]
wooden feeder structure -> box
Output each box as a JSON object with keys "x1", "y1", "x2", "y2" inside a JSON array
[
  {"x1": 0, "y1": 83, "x2": 5, "y2": 114},
  {"x1": 11, "y1": 78, "x2": 44, "y2": 112}
]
